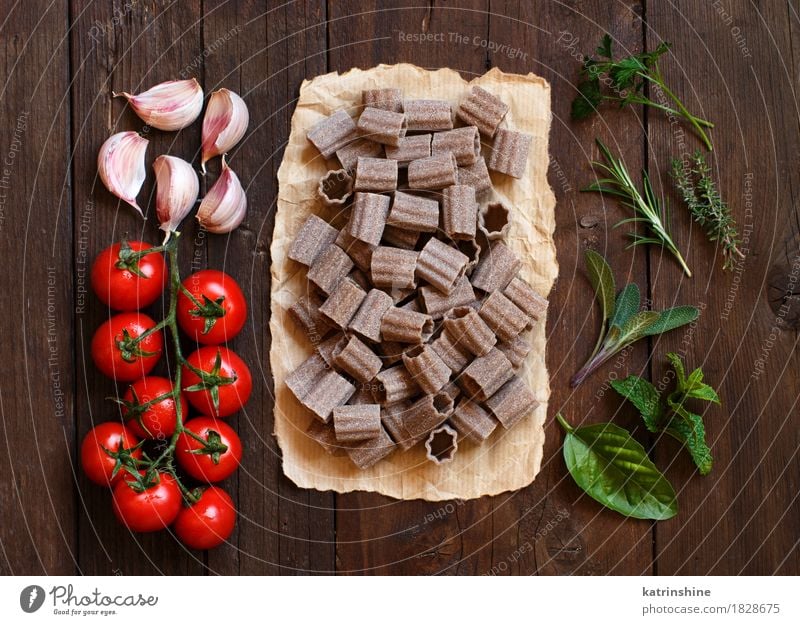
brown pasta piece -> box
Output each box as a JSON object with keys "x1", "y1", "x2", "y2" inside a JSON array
[
  {"x1": 485, "y1": 375, "x2": 539, "y2": 429},
  {"x1": 487, "y1": 128, "x2": 532, "y2": 178},
  {"x1": 430, "y1": 331, "x2": 471, "y2": 373},
  {"x1": 381, "y1": 401, "x2": 415, "y2": 449},
  {"x1": 478, "y1": 290, "x2": 528, "y2": 342},
  {"x1": 382, "y1": 224, "x2": 421, "y2": 250},
  {"x1": 307, "y1": 244, "x2": 354, "y2": 295},
  {"x1": 331, "y1": 334, "x2": 382, "y2": 383},
  {"x1": 407, "y1": 152, "x2": 458, "y2": 190},
  {"x1": 286, "y1": 353, "x2": 329, "y2": 403},
  {"x1": 449, "y1": 397, "x2": 498, "y2": 443},
  {"x1": 318, "y1": 168, "x2": 354, "y2": 208},
  {"x1": 288, "y1": 214, "x2": 339, "y2": 266},
  {"x1": 288, "y1": 291, "x2": 334, "y2": 342},
  {"x1": 504, "y1": 276, "x2": 548, "y2": 323},
  {"x1": 348, "y1": 288, "x2": 393, "y2": 342},
  {"x1": 336, "y1": 137, "x2": 383, "y2": 171},
  {"x1": 354, "y1": 156, "x2": 398, "y2": 192},
  {"x1": 374, "y1": 365, "x2": 420, "y2": 403},
  {"x1": 370, "y1": 246, "x2": 418, "y2": 289},
  {"x1": 306, "y1": 418, "x2": 348, "y2": 456},
  {"x1": 335, "y1": 228, "x2": 375, "y2": 273},
  {"x1": 458, "y1": 348, "x2": 513, "y2": 402},
  {"x1": 287, "y1": 353, "x2": 355, "y2": 423},
  {"x1": 496, "y1": 334, "x2": 532, "y2": 369},
  {"x1": 333, "y1": 404, "x2": 382, "y2": 442},
  {"x1": 458, "y1": 238, "x2": 481, "y2": 275},
  {"x1": 403, "y1": 392, "x2": 454, "y2": 440},
  {"x1": 348, "y1": 192, "x2": 391, "y2": 246},
  {"x1": 442, "y1": 185, "x2": 479, "y2": 240},
  {"x1": 402, "y1": 344, "x2": 451, "y2": 395},
  {"x1": 415, "y1": 237, "x2": 469, "y2": 295},
  {"x1": 457, "y1": 156, "x2": 493, "y2": 197},
  {"x1": 418, "y1": 275, "x2": 476, "y2": 319},
  {"x1": 376, "y1": 340, "x2": 411, "y2": 366},
  {"x1": 425, "y1": 424, "x2": 458, "y2": 464},
  {"x1": 362, "y1": 88, "x2": 403, "y2": 113},
  {"x1": 318, "y1": 278, "x2": 367, "y2": 329},
  {"x1": 348, "y1": 268, "x2": 371, "y2": 292},
  {"x1": 404, "y1": 99, "x2": 453, "y2": 131},
  {"x1": 346, "y1": 425, "x2": 396, "y2": 469},
  {"x1": 387, "y1": 191, "x2": 440, "y2": 233},
  {"x1": 431, "y1": 126, "x2": 481, "y2": 166},
  {"x1": 478, "y1": 201, "x2": 511, "y2": 240},
  {"x1": 441, "y1": 306, "x2": 496, "y2": 357},
  {"x1": 316, "y1": 332, "x2": 344, "y2": 367},
  {"x1": 307, "y1": 109, "x2": 357, "y2": 159},
  {"x1": 470, "y1": 240, "x2": 522, "y2": 293},
  {"x1": 384, "y1": 134, "x2": 432, "y2": 165},
  {"x1": 456, "y1": 86, "x2": 509, "y2": 137},
  {"x1": 380, "y1": 306, "x2": 434, "y2": 343},
  {"x1": 356, "y1": 106, "x2": 407, "y2": 146}
]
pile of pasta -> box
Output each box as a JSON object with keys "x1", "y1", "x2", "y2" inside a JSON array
[{"x1": 285, "y1": 85, "x2": 549, "y2": 470}]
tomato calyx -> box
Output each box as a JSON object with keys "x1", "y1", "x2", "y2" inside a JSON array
[
  {"x1": 114, "y1": 238, "x2": 149, "y2": 278},
  {"x1": 101, "y1": 439, "x2": 146, "y2": 483},
  {"x1": 184, "y1": 289, "x2": 227, "y2": 335},
  {"x1": 184, "y1": 428, "x2": 229, "y2": 465},
  {"x1": 115, "y1": 327, "x2": 161, "y2": 363},
  {"x1": 183, "y1": 350, "x2": 237, "y2": 414}
]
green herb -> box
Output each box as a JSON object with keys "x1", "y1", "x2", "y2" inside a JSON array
[
  {"x1": 585, "y1": 139, "x2": 692, "y2": 277},
  {"x1": 571, "y1": 250, "x2": 699, "y2": 387},
  {"x1": 611, "y1": 353, "x2": 718, "y2": 475},
  {"x1": 557, "y1": 414, "x2": 678, "y2": 520},
  {"x1": 571, "y1": 34, "x2": 714, "y2": 151},
  {"x1": 670, "y1": 150, "x2": 744, "y2": 271}
]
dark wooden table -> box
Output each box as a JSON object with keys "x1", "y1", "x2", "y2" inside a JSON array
[{"x1": 1, "y1": 0, "x2": 798, "y2": 575}]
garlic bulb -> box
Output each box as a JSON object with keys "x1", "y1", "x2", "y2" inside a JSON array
[
  {"x1": 197, "y1": 158, "x2": 247, "y2": 233},
  {"x1": 153, "y1": 155, "x2": 199, "y2": 241},
  {"x1": 201, "y1": 89, "x2": 249, "y2": 173},
  {"x1": 97, "y1": 131, "x2": 149, "y2": 216},
  {"x1": 115, "y1": 78, "x2": 204, "y2": 131}
]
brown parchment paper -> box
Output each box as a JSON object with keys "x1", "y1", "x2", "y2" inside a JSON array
[{"x1": 270, "y1": 63, "x2": 557, "y2": 501}]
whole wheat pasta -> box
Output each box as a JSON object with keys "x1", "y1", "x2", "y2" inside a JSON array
[
  {"x1": 485, "y1": 375, "x2": 539, "y2": 429},
  {"x1": 336, "y1": 137, "x2": 383, "y2": 171},
  {"x1": 382, "y1": 224, "x2": 421, "y2": 249},
  {"x1": 288, "y1": 214, "x2": 339, "y2": 267},
  {"x1": 348, "y1": 288, "x2": 393, "y2": 342},
  {"x1": 478, "y1": 201, "x2": 511, "y2": 241},
  {"x1": 407, "y1": 152, "x2": 458, "y2": 190},
  {"x1": 404, "y1": 99, "x2": 453, "y2": 131},
  {"x1": 478, "y1": 290, "x2": 528, "y2": 342},
  {"x1": 430, "y1": 331, "x2": 471, "y2": 373},
  {"x1": 442, "y1": 184, "x2": 479, "y2": 240},
  {"x1": 316, "y1": 332, "x2": 344, "y2": 367},
  {"x1": 370, "y1": 246, "x2": 419, "y2": 289},
  {"x1": 318, "y1": 168, "x2": 354, "y2": 208},
  {"x1": 458, "y1": 348, "x2": 514, "y2": 402},
  {"x1": 348, "y1": 268, "x2": 371, "y2": 291},
  {"x1": 288, "y1": 291, "x2": 333, "y2": 342},
  {"x1": 333, "y1": 404, "x2": 382, "y2": 442},
  {"x1": 402, "y1": 391, "x2": 454, "y2": 440},
  {"x1": 402, "y1": 344, "x2": 451, "y2": 395},
  {"x1": 307, "y1": 109, "x2": 357, "y2": 159},
  {"x1": 425, "y1": 424, "x2": 458, "y2": 464},
  {"x1": 469, "y1": 240, "x2": 522, "y2": 293},
  {"x1": 440, "y1": 380, "x2": 461, "y2": 403},
  {"x1": 456, "y1": 86, "x2": 509, "y2": 137},
  {"x1": 458, "y1": 238, "x2": 481, "y2": 275},
  {"x1": 302, "y1": 369, "x2": 357, "y2": 422},
  {"x1": 399, "y1": 296, "x2": 421, "y2": 313},
  {"x1": 348, "y1": 191, "x2": 391, "y2": 246},
  {"x1": 362, "y1": 88, "x2": 403, "y2": 113},
  {"x1": 449, "y1": 397, "x2": 498, "y2": 443},
  {"x1": 306, "y1": 418, "x2": 348, "y2": 456},
  {"x1": 331, "y1": 334, "x2": 383, "y2": 383},
  {"x1": 318, "y1": 278, "x2": 367, "y2": 329},
  {"x1": 418, "y1": 275, "x2": 476, "y2": 319},
  {"x1": 374, "y1": 365, "x2": 420, "y2": 403},
  {"x1": 384, "y1": 134, "x2": 432, "y2": 165},
  {"x1": 431, "y1": 126, "x2": 481, "y2": 166},
  {"x1": 307, "y1": 243, "x2": 354, "y2": 295},
  {"x1": 415, "y1": 237, "x2": 469, "y2": 295},
  {"x1": 487, "y1": 128, "x2": 532, "y2": 178},
  {"x1": 357, "y1": 106, "x2": 407, "y2": 146},
  {"x1": 504, "y1": 276, "x2": 548, "y2": 323},
  {"x1": 346, "y1": 425, "x2": 396, "y2": 469},
  {"x1": 381, "y1": 401, "x2": 418, "y2": 450},
  {"x1": 348, "y1": 383, "x2": 378, "y2": 405},
  {"x1": 377, "y1": 340, "x2": 411, "y2": 366},
  {"x1": 496, "y1": 333, "x2": 532, "y2": 369},
  {"x1": 387, "y1": 191, "x2": 440, "y2": 233},
  {"x1": 441, "y1": 306, "x2": 496, "y2": 357},
  {"x1": 354, "y1": 156, "x2": 398, "y2": 192},
  {"x1": 286, "y1": 353, "x2": 329, "y2": 404},
  {"x1": 380, "y1": 306, "x2": 434, "y2": 343},
  {"x1": 335, "y1": 228, "x2": 375, "y2": 273},
  {"x1": 457, "y1": 156, "x2": 493, "y2": 197}
]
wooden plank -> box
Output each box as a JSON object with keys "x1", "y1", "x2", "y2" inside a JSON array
[
  {"x1": 647, "y1": 0, "x2": 800, "y2": 575},
  {"x1": 0, "y1": 0, "x2": 76, "y2": 575}
]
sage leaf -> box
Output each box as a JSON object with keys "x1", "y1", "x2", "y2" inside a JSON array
[
  {"x1": 642, "y1": 306, "x2": 699, "y2": 337},
  {"x1": 610, "y1": 376, "x2": 662, "y2": 432},
  {"x1": 585, "y1": 249, "x2": 616, "y2": 324},
  {"x1": 610, "y1": 283, "x2": 640, "y2": 329},
  {"x1": 619, "y1": 310, "x2": 660, "y2": 343}
]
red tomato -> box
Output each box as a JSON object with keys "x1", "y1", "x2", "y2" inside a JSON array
[
  {"x1": 80, "y1": 422, "x2": 142, "y2": 486},
  {"x1": 177, "y1": 270, "x2": 247, "y2": 345},
  {"x1": 122, "y1": 376, "x2": 187, "y2": 440},
  {"x1": 176, "y1": 417, "x2": 242, "y2": 482},
  {"x1": 182, "y1": 347, "x2": 252, "y2": 417},
  {"x1": 91, "y1": 313, "x2": 163, "y2": 382},
  {"x1": 91, "y1": 241, "x2": 167, "y2": 311},
  {"x1": 173, "y1": 486, "x2": 236, "y2": 550},
  {"x1": 112, "y1": 472, "x2": 182, "y2": 532}
]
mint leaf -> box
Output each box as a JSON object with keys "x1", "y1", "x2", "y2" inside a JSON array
[
  {"x1": 666, "y1": 403, "x2": 713, "y2": 475},
  {"x1": 666, "y1": 352, "x2": 686, "y2": 388},
  {"x1": 611, "y1": 376, "x2": 663, "y2": 432}
]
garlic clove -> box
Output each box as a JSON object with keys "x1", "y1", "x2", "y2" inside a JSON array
[
  {"x1": 196, "y1": 158, "x2": 247, "y2": 234},
  {"x1": 115, "y1": 78, "x2": 204, "y2": 131},
  {"x1": 201, "y1": 88, "x2": 249, "y2": 173},
  {"x1": 97, "y1": 131, "x2": 149, "y2": 217},
  {"x1": 153, "y1": 155, "x2": 200, "y2": 241}
]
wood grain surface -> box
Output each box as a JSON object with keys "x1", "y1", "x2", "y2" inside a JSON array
[{"x1": 0, "y1": 0, "x2": 797, "y2": 575}]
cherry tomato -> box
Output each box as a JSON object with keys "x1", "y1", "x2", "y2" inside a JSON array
[
  {"x1": 91, "y1": 241, "x2": 167, "y2": 311},
  {"x1": 122, "y1": 376, "x2": 187, "y2": 440},
  {"x1": 177, "y1": 270, "x2": 247, "y2": 345},
  {"x1": 80, "y1": 422, "x2": 142, "y2": 486},
  {"x1": 176, "y1": 417, "x2": 242, "y2": 482},
  {"x1": 91, "y1": 313, "x2": 163, "y2": 382},
  {"x1": 112, "y1": 472, "x2": 182, "y2": 532},
  {"x1": 173, "y1": 486, "x2": 236, "y2": 550},
  {"x1": 182, "y1": 347, "x2": 252, "y2": 417}
]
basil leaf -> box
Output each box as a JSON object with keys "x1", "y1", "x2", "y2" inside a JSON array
[
  {"x1": 558, "y1": 416, "x2": 678, "y2": 520},
  {"x1": 665, "y1": 403, "x2": 713, "y2": 475},
  {"x1": 641, "y1": 306, "x2": 699, "y2": 337},
  {"x1": 611, "y1": 376, "x2": 663, "y2": 432},
  {"x1": 585, "y1": 249, "x2": 616, "y2": 323},
  {"x1": 610, "y1": 283, "x2": 640, "y2": 329}
]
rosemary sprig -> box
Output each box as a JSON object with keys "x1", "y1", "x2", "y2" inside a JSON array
[
  {"x1": 584, "y1": 139, "x2": 692, "y2": 278},
  {"x1": 670, "y1": 150, "x2": 744, "y2": 271}
]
